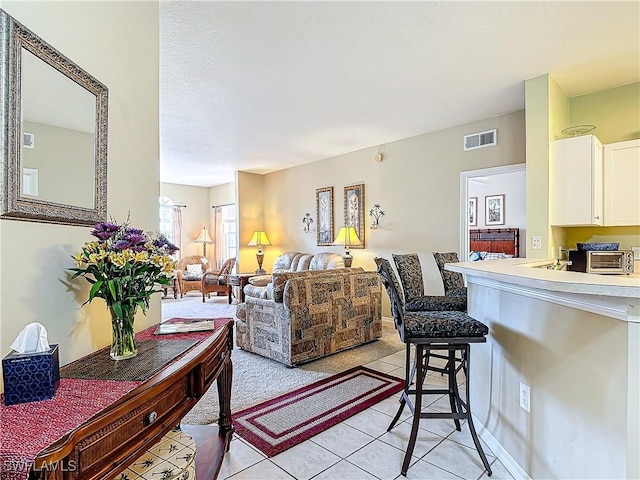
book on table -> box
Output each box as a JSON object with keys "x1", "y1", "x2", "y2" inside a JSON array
[{"x1": 154, "y1": 318, "x2": 217, "y2": 335}]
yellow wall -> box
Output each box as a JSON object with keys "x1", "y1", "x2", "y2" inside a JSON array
[
  {"x1": 570, "y1": 82, "x2": 640, "y2": 144},
  {"x1": 524, "y1": 75, "x2": 552, "y2": 259},
  {"x1": 0, "y1": 2, "x2": 159, "y2": 371},
  {"x1": 237, "y1": 171, "x2": 267, "y2": 274},
  {"x1": 527, "y1": 78, "x2": 640, "y2": 257},
  {"x1": 562, "y1": 83, "x2": 640, "y2": 250}
]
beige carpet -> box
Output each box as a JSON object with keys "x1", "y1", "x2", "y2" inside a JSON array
[{"x1": 162, "y1": 293, "x2": 404, "y2": 425}]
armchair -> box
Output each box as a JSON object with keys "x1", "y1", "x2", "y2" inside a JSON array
[
  {"x1": 202, "y1": 257, "x2": 237, "y2": 302},
  {"x1": 176, "y1": 255, "x2": 211, "y2": 298}
]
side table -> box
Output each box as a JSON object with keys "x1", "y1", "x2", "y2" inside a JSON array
[
  {"x1": 227, "y1": 273, "x2": 259, "y2": 304},
  {"x1": 162, "y1": 276, "x2": 179, "y2": 299}
]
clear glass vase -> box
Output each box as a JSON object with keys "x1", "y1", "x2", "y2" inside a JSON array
[{"x1": 109, "y1": 306, "x2": 138, "y2": 360}]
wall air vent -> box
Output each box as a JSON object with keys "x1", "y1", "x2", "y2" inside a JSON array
[
  {"x1": 23, "y1": 132, "x2": 35, "y2": 149},
  {"x1": 464, "y1": 129, "x2": 497, "y2": 151}
]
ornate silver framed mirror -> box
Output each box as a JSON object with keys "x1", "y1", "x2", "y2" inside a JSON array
[{"x1": 0, "y1": 9, "x2": 108, "y2": 226}]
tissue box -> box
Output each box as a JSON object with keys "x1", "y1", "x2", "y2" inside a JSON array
[{"x1": 2, "y1": 345, "x2": 60, "y2": 405}]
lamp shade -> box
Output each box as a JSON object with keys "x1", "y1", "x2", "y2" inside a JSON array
[
  {"x1": 332, "y1": 226, "x2": 361, "y2": 247},
  {"x1": 247, "y1": 230, "x2": 271, "y2": 247},
  {"x1": 195, "y1": 227, "x2": 213, "y2": 244}
]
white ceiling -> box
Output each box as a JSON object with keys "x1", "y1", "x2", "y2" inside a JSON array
[{"x1": 159, "y1": 1, "x2": 639, "y2": 187}]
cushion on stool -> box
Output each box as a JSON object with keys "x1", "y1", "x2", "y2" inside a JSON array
[
  {"x1": 403, "y1": 310, "x2": 489, "y2": 338},
  {"x1": 405, "y1": 295, "x2": 467, "y2": 312},
  {"x1": 117, "y1": 426, "x2": 196, "y2": 480}
]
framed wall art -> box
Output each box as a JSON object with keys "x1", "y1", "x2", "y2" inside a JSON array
[
  {"x1": 469, "y1": 197, "x2": 477, "y2": 227},
  {"x1": 485, "y1": 194, "x2": 505, "y2": 225},
  {"x1": 316, "y1": 186, "x2": 334, "y2": 246},
  {"x1": 343, "y1": 183, "x2": 365, "y2": 248}
]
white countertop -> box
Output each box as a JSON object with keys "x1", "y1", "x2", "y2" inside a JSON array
[{"x1": 447, "y1": 258, "x2": 640, "y2": 298}]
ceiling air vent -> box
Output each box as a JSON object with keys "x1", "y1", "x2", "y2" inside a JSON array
[{"x1": 464, "y1": 129, "x2": 496, "y2": 151}]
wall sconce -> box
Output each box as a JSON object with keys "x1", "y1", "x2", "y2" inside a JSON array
[
  {"x1": 302, "y1": 213, "x2": 313, "y2": 233},
  {"x1": 369, "y1": 204, "x2": 385, "y2": 229}
]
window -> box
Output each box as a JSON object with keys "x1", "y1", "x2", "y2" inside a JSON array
[
  {"x1": 159, "y1": 196, "x2": 174, "y2": 243},
  {"x1": 220, "y1": 204, "x2": 237, "y2": 263}
]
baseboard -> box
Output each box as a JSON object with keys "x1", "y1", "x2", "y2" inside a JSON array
[{"x1": 474, "y1": 414, "x2": 531, "y2": 480}]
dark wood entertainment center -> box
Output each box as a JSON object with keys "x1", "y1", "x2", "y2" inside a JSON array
[{"x1": 2, "y1": 320, "x2": 234, "y2": 480}]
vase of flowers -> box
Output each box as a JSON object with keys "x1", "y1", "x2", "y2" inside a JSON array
[{"x1": 70, "y1": 218, "x2": 178, "y2": 360}]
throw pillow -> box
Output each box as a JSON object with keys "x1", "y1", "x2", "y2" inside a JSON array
[{"x1": 186, "y1": 264, "x2": 203, "y2": 276}]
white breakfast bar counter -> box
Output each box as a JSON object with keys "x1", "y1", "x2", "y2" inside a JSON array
[{"x1": 446, "y1": 259, "x2": 639, "y2": 480}]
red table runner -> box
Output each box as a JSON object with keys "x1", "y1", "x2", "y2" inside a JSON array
[{"x1": 0, "y1": 318, "x2": 231, "y2": 480}]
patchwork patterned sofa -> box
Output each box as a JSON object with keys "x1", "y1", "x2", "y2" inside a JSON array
[{"x1": 235, "y1": 252, "x2": 382, "y2": 366}]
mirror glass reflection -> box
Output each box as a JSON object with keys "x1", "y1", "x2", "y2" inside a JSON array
[
  {"x1": 0, "y1": 9, "x2": 108, "y2": 226},
  {"x1": 20, "y1": 48, "x2": 97, "y2": 208}
]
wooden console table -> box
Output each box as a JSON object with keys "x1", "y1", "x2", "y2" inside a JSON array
[{"x1": 1, "y1": 319, "x2": 233, "y2": 480}]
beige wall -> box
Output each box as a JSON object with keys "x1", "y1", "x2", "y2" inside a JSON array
[
  {"x1": 209, "y1": 182, "x2": 235, "y2": 208},
  {"x1": 0, "y1": 2, "x2": 159, "y2": 372},
  {"x1": 256, "y1": 111, "x2": 525, "y2": 309},
  {"x1": 160, "y1": 182, "x2": 211, "y2": 260},
  {"x1": 468, "y1": 171, "x2": 526, "y2": 246},
  {"x1": 21, "y1": 121, "x2": 94, "y2": 207},
  {"x1": 470, "y1": 283, "x2": 630, "y2": 479}
]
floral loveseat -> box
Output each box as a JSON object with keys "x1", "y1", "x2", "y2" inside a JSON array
[{"x1": 235, "y1": 252, "x2": 382, "y2": 366}]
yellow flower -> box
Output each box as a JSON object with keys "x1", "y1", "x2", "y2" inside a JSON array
[
  {"x1": 109, "y1": 251, "x2": 127, "y2": 267},
  {"x1": 133, "y1": 251, "x2": 149, "y2": 263}
]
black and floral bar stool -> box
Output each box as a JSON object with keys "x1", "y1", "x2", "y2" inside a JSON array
[{"x1": 375, "y1": 257, "x2": 492, "y2": 477}]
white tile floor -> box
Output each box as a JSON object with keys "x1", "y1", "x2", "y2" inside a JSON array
[{"x1": 218, "y1": 351, "x2": 515, "y2": 480}]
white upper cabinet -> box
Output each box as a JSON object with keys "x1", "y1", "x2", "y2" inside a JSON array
[
  {"x1": 603, "y1": 139, "x2": 640, "y2": 226},
  {"x1": 550, "y1": 135, "x2": 603, "y2": 226}
]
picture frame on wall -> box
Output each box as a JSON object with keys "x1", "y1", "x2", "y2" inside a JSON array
[
  {"x1": 316, "y1": 186, "x2": 334, "y2": 246},
  {"x1": 469, "y1": 197, "x2": 477, "y2": 227},
  {"x1": 485, "y1": 194, "x2": 505, "y2": 225},
  {"x1": 343, "y1": 183, "x2": 365, "y2": 248}
]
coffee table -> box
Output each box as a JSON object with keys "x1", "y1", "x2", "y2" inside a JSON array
[{"x1": 227, "y1": 273, "x2": 259, "y2": 303}]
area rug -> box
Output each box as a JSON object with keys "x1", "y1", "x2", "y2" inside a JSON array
[
  {"x1": 163, "y1": 295, "x2": 405, "y2": 426},
  {"x1": 232, "y1": 366, "x2": 404, "y2": 457}
]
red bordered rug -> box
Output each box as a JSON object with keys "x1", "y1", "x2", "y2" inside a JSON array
[{"x1": 232, "y1": 366, "x2": 404, "y2": 457}]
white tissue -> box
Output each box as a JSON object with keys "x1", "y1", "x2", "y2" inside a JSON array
[{"x1": 10, "y1": 322, "x2": 50, "y2": 354}]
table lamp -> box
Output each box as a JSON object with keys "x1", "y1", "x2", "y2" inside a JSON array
[
  {"x1": 247, "y1": 230, "x2": 271, "y2": 274},
  {"x1": 333, "y1": 226, "x2": 361, "y2": 267},
  {"x1": 195, "y1": 227, "x2": 213, "y2": 257}
]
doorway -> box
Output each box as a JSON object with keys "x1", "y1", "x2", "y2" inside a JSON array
[{"x1": 459, "y1": 163, "x2": 526, "y2": 259}]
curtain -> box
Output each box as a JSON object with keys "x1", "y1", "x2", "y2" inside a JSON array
[
  {"x1": 213, "y1": 206, "x2": 224, "y2": 269},
  {"x1": 171, "y1": 206, "x2": 183, "y2": 258}
]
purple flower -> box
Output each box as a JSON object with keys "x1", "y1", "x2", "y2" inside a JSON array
[
  {"x1": 153, "y1": 236, "x2": 179, "y2": 255},
  {"x1": 124, "y1": 233, "x2": 146, "y2": 245},
  {"x1": 125, "y1": 227, "x2": 144, "y2": 235},
  {"x1": 91, "y1": 222, "x2": 121, "y2": 240},
  {"x1": 113, "y1": 240, "x2": 132, "y2": 251}
]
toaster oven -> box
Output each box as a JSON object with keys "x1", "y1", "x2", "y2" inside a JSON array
[{"x1": 567, "y1": 250, "x2": 634, "y2": 274}]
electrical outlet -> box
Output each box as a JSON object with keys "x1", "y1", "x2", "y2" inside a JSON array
[
  {"x1": 519, "y1": 382, "x2": 530, "y2": 413},
  {"x1": 632, "y1": 246, "x2": 640, "y2": 260},
  {"x1": 532, "y1": 236, "x2": 542, "y2": 250}
]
